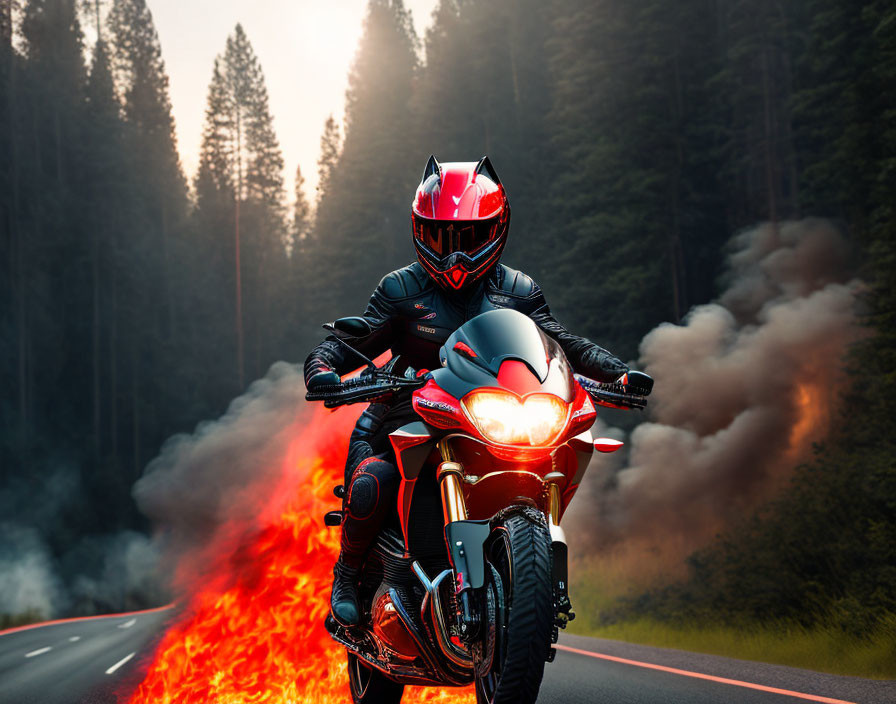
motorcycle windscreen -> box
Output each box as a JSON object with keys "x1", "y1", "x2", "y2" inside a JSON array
[{"x1": 438, "y1": 309, "x2": 574, "y2": 402}]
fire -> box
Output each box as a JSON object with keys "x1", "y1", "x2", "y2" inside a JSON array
[
  {"x1": 788, "y1": 383, "x2": 827, "y2": 455},
  {"x1": 127, "y1": 404, "x2": 474, "y2": 704}
]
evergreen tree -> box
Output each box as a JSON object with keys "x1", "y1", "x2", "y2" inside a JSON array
[
  {"x1": 107, "y1": 0, "x2": 189, "y2": 478},
  {"x1": 312, "y1": 0, "x2": 419, "y2": 319},
  {"x1": 718, "y1": 0, "x2": 801, "y2": 228},
  {"x1": 17, "y1": 0, "x2": 88, "y2": 465},
  {"x1": 292, "y1": 164, "x2": 311, "y2": 255},
  {"x1": 543, "y1": 0, "x2": 729, "y2": 356},
  {"x1": 0, "y1": 0, "x2": 22, "y2": 478},
  {"x1": 315, "y1": 114, "x2": 341, "y2": 209},
  {"x1": 413, "y1": 0, "x2": 553, "y2": 278},
  {"x1": 193, "y1": 24, "x2": 289, "y2": 387}
]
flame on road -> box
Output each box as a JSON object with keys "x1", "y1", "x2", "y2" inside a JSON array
[{"x1": 128, "y1": 405, "x2": 473, "y2": 704}]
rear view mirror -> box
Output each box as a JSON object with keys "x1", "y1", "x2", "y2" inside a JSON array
[{"x1": 331, "y1": 316, "x2": 372, "y2": 337}]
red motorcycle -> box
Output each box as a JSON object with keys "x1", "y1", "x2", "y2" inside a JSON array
[{"x1": 307, "y1": 308, "x2": 646, "y2": 704}]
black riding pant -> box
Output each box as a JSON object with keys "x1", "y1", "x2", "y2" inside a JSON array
[{"x1": 339, "y1": 404, "x2": 402, "y2": 568}]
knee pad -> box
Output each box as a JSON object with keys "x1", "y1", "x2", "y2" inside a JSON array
[{"x1": 347, "y1": 472, "x2": 380, "y2": 520}]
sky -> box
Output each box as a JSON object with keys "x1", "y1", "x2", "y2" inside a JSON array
[{"x1": 145, "y1": 0, "x2": 438, "y2": 203}]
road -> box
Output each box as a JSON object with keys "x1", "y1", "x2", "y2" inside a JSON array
[
  {"x1": 0, "y1": 606, "x2": 173, "y2": 704},
  {"x1": 540, "y1": 634, "x2": 895, "y2": 704},
  {"x1": 0, "y1": 609, "x2": 892, "y2": 703}
]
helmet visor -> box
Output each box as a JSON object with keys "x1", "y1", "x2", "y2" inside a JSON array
[{"x1": 413, "y1": 218, "x2": 501, "y2": 259}]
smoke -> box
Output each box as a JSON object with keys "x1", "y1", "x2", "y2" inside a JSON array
[
  {"x1": 0, "y1": 524, "x2": 65, "y2": 619},
  {"x1": 567, "y1": 219, "x2": 864, "y2": 561},
  {"x1": 132, "y1": 361, "x2": 352, "y2": 596},
  {"x1": 0, "y1": 364, "x2": 329, "y2": 622},
  {"x1": 0, "y1": 464, "x2": 166, "y2": 621}
]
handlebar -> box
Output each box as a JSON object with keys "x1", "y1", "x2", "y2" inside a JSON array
[
  {"x1": 305, "y1": 369, "x2": 425, "y2": 408},
  {"x1": 308, "y1": 370, "x2": 646, "y2": 411},
  {"x1": 574, "y1": 374, "x2": 648, "y2": 410}
]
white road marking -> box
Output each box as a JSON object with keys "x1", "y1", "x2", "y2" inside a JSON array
[
  {"x1": 105, "y1": 652, "x2": 136, "y2": 674},
  {"x1": 25, "y1": 646, "x2": 52, "y2": 658},
  {"x1": 68, "y1": 636, "x2": 80, "y2": 642},
  {"x1": 118, "y1": 619, "x2": 136, "y2": 629}
]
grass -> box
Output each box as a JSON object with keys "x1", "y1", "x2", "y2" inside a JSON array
[
  {"x1": 565, "y1": 555, "x2": 896, "y2": 680},
  {"x1": 0, "y1": 609, "x2": 45, "y2": 631}
]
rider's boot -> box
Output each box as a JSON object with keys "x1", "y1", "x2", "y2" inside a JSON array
[{"x1": 330, "y1": 552, "x2": 361, "y2": 627}]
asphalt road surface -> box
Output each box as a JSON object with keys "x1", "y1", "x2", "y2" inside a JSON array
[
  {"x1": 1, "y1": 609, "x2": 892, "y2": 703},
  {"x1": 0, "y1": 606, "x2": 174, "y2": 704}
]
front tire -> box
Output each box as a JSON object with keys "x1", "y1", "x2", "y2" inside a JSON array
[
  {"x1": 346, "y1": 651, "x2": 404, "y2": 704},
  {"x1": 475, "y1": 508, "x2": 553, "y2": 704}
]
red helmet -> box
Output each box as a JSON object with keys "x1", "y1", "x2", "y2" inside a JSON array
[{"x1": 411, "y1": 155, "x2": 510, "y2": 291}]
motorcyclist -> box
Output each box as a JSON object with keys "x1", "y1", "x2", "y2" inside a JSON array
[{"x1": 304, "y1": 156, "x2": 653, "y2": 627}]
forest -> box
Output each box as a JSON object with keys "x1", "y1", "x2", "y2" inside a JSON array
[{"x1": 0, "y1": 0, "x2": 893, "y2": 656}]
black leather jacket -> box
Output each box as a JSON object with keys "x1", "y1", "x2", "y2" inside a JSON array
[{"x1": 304, "y1": 262, "x2": 628, "y2": 390}]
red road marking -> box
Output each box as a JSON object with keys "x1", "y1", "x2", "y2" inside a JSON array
[
  {"x1": 554, "y1": 644, "x2": 856, "y2": 704},
  {"x1": 0, "y1": 604, "x2": 176, "y2": 638}
]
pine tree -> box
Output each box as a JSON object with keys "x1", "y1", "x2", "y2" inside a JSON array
[
  {"x1": 312, "y1": 0, "x2": 419, "y2": 319},
  {"x1": 194, "y1": 24, "x2": 289, "y2": 387},
  {"x1": 291, "y1": 164, "x2": 311, "y2": 255},
  {"x1": 315, "y1": 114, "x2": 341, "y2": 209},
  {"x1": 107, "y1": 0, "x2": 190, "y2": 478},
  {"x1": 84, "y1": 38, "x2": 122, "y2": 464},
  {"x1": 413, "y1": 0, "x2": 553, "y2": 277},
  {"x1": 542, "y1": 0, "x2": 729, "y2": 356},
  {"x1": 17, "y1": 0, "x2": 88, "y2": 465},
  {"x1": 0, "y1": 0, "x2": 23, "y2": 478}
]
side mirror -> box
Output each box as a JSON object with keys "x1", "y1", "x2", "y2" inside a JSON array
[
  {"x1": 331, "y1": 316, "x2": 372, "y2": 337},
  {"x1": 594, "y1": 438, "x2": 624, "y2": 453}
]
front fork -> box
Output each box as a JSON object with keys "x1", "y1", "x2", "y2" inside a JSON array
[
  {"x1": 437, "y1": 439, "x2": 487, "y2": 640},
  {"x1": 544, "y1": 471, "x2": 575, "y2": 636},
  {"x1": 436, "y1": 440, "x2": 574, "y2": 645}
]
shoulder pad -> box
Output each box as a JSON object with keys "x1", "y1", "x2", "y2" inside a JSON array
[
  {"x1": 379, "y1": 262, "x2": 430, "y2": 300},
  {"x1": 493, "y1": 264, "x2": 538, "y2": 298}
]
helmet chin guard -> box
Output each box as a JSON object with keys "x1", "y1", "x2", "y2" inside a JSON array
[{"x1": 411, "y1": 155, "x2": 510, "y2": 290}]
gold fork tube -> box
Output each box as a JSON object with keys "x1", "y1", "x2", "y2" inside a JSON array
[
  {"x1": 544, "y1": 470, "x2": 565, "y2": 527},
  {"x1": 438, "y1": 437, "x2": 456, "y2": 463},
  {"x1": 437, "y1": 438, "x2": 467, "y2": 523},
  {"x1": 439, "y1": 463, "x2": 467, "y2": 523},
  {"x1": 547, "y1": 482, "x2": 561, "y2": 527}
]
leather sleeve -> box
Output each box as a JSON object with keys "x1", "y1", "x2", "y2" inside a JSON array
[
  {"x1": 498, "y1": 269, "x2": 628, "y2": 382},
  {"x1": 531, "y1": 290, "x2": 628, "y2": 381},
  {"x1": 303, "y1": 280, "x2": 399, "y2": 385}
]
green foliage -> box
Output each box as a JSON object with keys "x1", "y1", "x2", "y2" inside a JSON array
[
  {"x1": 569, "y1": 612, "x2": 896, "y2": 679},
  {"x1": 311, "y1": 0, "x2": 420, "y2": 320},
  {"x1": 192, "y1": 23, "x2": 292, "y2": 389}
]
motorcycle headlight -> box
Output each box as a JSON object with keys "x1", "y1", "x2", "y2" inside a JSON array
[{"x1": 462, "y1": 390, "x2": 569, "y2": 446}]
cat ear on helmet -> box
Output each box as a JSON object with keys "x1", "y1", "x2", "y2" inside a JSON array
[
  {"x1": 422, "y1": 155, "x2": 441, "y2": 182},
  {"x1": 475, "y1": 156, "x2": 501, "y2": 185}
]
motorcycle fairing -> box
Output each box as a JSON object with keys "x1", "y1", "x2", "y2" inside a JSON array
[
  {"x1": 432, "y1": 309, "x2": 575, "y2": 402},
  {"x1": 390, "y1": 422, "x2": 436, "y2": 482},
  {"x1": 390, "y1": 422, "x2": 438, "y2": 551}
]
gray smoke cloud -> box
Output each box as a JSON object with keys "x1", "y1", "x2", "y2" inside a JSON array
[
  {"x1": 0, "y1": 356, "x2": 333, "y2": 623},
  {"x1": 0, "y1": 470, "x2": 166, "y2": 621},
  {"x1": 0, "y1": 524, "x2": 65, "y2": 620},
  {"x1": 566, "y1": 219, "x2": 863, "y2": 560},
  {"x1": 132, "y1": 361, "x2": 326, "y2": 594}
]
